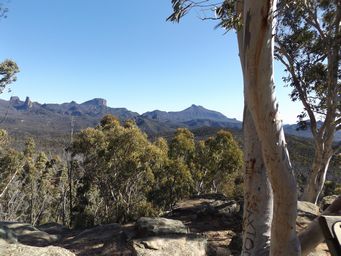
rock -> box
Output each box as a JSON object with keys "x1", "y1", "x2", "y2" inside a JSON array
[
  {"x1": 9, "y1": 96, "x2": 20, "y2": 105},
  {"x1": 296, "y1": 201, "x2": 321, "y2": 230},
  {"x1": 228, "y1": 233, "x2": 242, "y2": 255},
  {"x1": 320, "y1": 195, "x2": 339, "y2": 211},
  {"x1": 0, "y1": 242, "x2": 76, "y2": 256},
  {"x1": 212, "y1": 200, "x2": 240, "y2": 217},
  {"x1": 169, "y1": 197, "x2": 241, "y2": 222},
  {"x1": 0, "y1": 226, "x2": 17, "y2": 244},
  {"x1": 306, "y1": 243, "x2": 330, "y2": 256},
  {"x1": 0, "y1": 222, "x2": 59, "y2": 246},
  {"x1": 71, "y1": 223, "x2": 121, "y2": 244},
  {"x1": 136, "y1": 217, "x2": 188, "y2": 236},
  {"x1": 297, "y1": 201, "x2": 321, "y2": 217},
  {"x1": 38, "y1": 222, "x2": 69, "y2": 236},
  {"x1": 132, "y1": 235, "x2": 207, "y2": 256},
  {"x1": 204, "y1": 230, "x2": 234, "y2": 256},
  {"x1": 23, "y1": 96, "x2": 33, "y2": 109}
]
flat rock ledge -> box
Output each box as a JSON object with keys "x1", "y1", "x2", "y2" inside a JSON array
[
  {"x1": 0, "y1": 240, "x2": 75, "y2": 256},
  {"x1": 133, "y1": 217, "x2": 207, "y2": 256},
  {"x1": 132, "y1": 235, "x2": 207, "y2": 256},
  {"x1": 136, "y1": 217, "x2": 188, "y2": 236}
]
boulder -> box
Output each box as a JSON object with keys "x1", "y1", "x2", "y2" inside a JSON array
[
  {"x1": 38, "y1": 222, "x2": 69, "y2": 235},
  {"x1": 320, "y1": 195, "x2": 339, "y2": 211},
  {"x1": 212, "y1": 200, "x2": 240, "y2": 217},
  {"x1": 132, "y1": 235, "x2": 207, "y2": 256},
  {"x1": 136, "y1": 217, "x2": 188, "y2": 236},
  {"x1": 297, "y1": 201, "x2": 321, "y2": 217},
  {"x1": 204, "y1": 230, "x2": 234, "y2": 256},
  {"x1": 296, "y1": 201, "x2": 321, "y2": 230},
  {"x1": 0, "y1": 242, "x2": 76, "y2": 256},
  {"x1": 0, "y1": 226, "x2": 17, "y2": 244},
  {"x1": 0, "y1": 222, "x2": 59, "y2": 246}
]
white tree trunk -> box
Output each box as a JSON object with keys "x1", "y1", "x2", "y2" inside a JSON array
[
  {"x1": 242, "y1": 107, "x2": 273, "y2": 256},
  {"x1": 240, "y1": 0, "x2": 300, "y2": 255},
  {"x1": 302, "y1": 147, "x2": 333, "y2": 204}
]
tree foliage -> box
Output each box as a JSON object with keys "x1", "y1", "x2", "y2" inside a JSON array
[
  {"x1": 276, "y1": 0, "x2": 341, "y2": 203},
  {"x1": 0, "y1": 59, "x2": 19, "y2": 93},
  {"x1": 69, "y1": 116, "x2": 243, "y2": 227}
]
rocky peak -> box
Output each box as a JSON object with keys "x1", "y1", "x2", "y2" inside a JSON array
[
  {"x1": 82, "y1": 98, "x2": 107, "y2": 107},
  {"x1": 10, "y1": 96, "x2": 21, "y2": 104},
  {"x1": 23, "y1": 97, "x2": 33, "y2": 110}
]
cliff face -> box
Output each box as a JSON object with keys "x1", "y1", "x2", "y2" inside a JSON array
[{"x1": 23, "y1": 97, "x2": 33, "y2": 110}]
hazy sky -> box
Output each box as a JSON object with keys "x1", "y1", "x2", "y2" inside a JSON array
[{"x1": 0, "y1": 0, "x2": 301, "y2": 123}]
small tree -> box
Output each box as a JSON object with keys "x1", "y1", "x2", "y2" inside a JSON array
[
  {"x1": 193, "y1": 130, "x2": 243, "y2": 196},
  {"x1": 0, "y1": 60, "x2": 19, "y2": 92},
  {"x1": 71, "y1": 116, "x2": 166, "y2": 226},
  {"x1": 275, "y1": 0, "x2": 341, "y2": 204}
]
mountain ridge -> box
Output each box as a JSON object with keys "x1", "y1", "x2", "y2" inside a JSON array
[{"x1": 1, "y1": 96, "x2": 340, "y2": 142}]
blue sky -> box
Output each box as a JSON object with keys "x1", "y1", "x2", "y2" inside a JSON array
[{"x1": 0, "y1": 0, "x2": 301, "y2": 123}]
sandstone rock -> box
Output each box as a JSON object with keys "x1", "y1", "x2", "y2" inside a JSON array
[
  {"x1": 212, "y1": 200, "x2": 240, "y2": 217},
  {"x1": 0, "y1": 242, "x2": 76, "y2": 256},
  {"x1": 320, "y1": 195, "x2": 339, "y2": 211},
  {"x1": 0, "y1": 222, "x2": 59, "y2": 246},
  {"x1": 0, "y1": 226, "x2": 17, "y2": 244},
  {"x1": 204, "y1": 230, "x2": 234, "y2": 256},
  {"x1": 136, "y1": 217, "x2": 188, "y2": 236},
  {"x1": 297, "y1": 201, "x2": 321, "y2": 217},
  {"x1": 296, "y1": 201, "x2": 321, "y2": 231},
  {"x1": 38, "y1": 222, "x2": 69, "y2": 235},
  {"x1": 132, "y1": 235, "x2": 207, "y2": 256},
  {"x1": 307, "y1": 243, "x2": 330, "y2": 256}
]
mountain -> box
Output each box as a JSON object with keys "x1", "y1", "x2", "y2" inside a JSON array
[
  {"x1": 0, "y1": 97, "x2": 139, "y2": 142},
  {"x1": 0, "y1": 97, "x2": 242, "y2": 141},
  {"x1": 284, "y1": 122, "x2": 341, "y2": 142},
  {"x1": 142, "y1": 104, "x2": 235, "y2": 123},
  {"x1": 141, "y1": 104, "x2": 242, "y2": 132},
  {"x1": 2, "y1": 96, "x2": 339, "y2": 146}
]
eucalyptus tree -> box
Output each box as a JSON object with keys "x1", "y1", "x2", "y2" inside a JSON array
[
  {"x1": 275, "y1": 0, "x2": 341, "y2": 204},
  {"x1": 169, "y1": 0, "x2": 299, "y2": 255},
  {"x1": 193, "y1": 130, "x2": 243, "y2": 196},
  {"x1": 0, "y1": 60, "x2": 18, "y2": 92},
  {"x1": 0, "y1": 2, "x2": 19, "y2": 92},
  {"x1": 71, "y1": 116, "x2": 167, "y2": 226}
]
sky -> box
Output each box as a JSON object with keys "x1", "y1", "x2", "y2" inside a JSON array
[{"x1": 0, "y1": 0, "x2": 301, "y2": 123}]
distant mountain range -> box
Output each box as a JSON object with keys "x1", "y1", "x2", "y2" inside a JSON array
[
  {"x1": 0, "y1": 97, "x2": 242, "y2": 139},
  {"x1": 284, "y1": 122, "x2": 341, "y2": 141},
  {"x1": 0, "y1": 96, "x2": 339, "y2": 141}
]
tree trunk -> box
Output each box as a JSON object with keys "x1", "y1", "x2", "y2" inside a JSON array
[
  {"x1": 242, "y1": 107, "x2": 273, "y2": 255},
  {"x1": 240, "y1": 0, "x2": 300, "y2": 255},
  {"x1": 302, "y1": 148, "x2": 333, "y2": 204}
]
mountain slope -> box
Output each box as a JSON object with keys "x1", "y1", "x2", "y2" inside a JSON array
[
  {"x1": 284, "y1": 122, "x2": 341, "y2": 141},
  {"x1": 0, "y1": 97, "x2": 243, "y2": 140}
]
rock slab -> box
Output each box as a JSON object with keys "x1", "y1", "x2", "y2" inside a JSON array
[
  {"x1": 0, "y1": 241, "x2": 75, "y2": 256},
  {"x1": 136, "y1": 217, "x2": 188, "y2": 236},
  {"x1": 133, "y1": 235, "x2": 207, "y2": 256}
]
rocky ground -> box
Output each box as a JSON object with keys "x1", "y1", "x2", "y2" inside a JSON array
[{"x1": 0, "y1": 194, "x2": 335, "y2": 256}]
